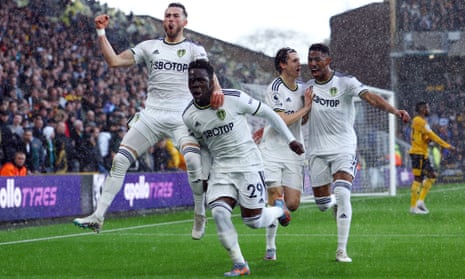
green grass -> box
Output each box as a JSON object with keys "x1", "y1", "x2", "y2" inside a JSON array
[{"x1": 1, "y1": 184, "x2": 464, "y2": 278}]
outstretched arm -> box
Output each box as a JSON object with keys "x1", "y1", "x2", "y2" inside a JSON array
[
  {"x1": 360, "y1": 91, "x2": 410, "y2": 123},
  {"x1": 95, "y1": 14, "x2": 135, "y2": 68},
  {"x1": 255, "y1": 104, "x2": 304, "y2": 155}
]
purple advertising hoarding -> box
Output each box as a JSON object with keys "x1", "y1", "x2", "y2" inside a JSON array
[
  {"x1": 0, "y1": 175, "x2": 81, "y2": 222},
  {"x1": 92, "y1": 172, "x2": 193, "y2": 213}
]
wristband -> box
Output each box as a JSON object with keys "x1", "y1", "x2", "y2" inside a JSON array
[{"x1": 96, "y1": 29, "x2": 105, "y2": 36}]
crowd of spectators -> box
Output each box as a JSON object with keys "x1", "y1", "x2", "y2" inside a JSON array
[
  {"x1": 0, "y1": 0, "x2": 191, "y2": 174},
  {"x1": 398, "y1": 0, "x2": 465, "y2": 32}
]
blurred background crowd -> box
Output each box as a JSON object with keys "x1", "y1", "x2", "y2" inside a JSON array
[{"x1": 0, "y1": 0, "x2": 193, "y2": 174}]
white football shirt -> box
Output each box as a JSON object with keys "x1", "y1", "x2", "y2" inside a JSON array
[
  {"x1": 183, "y1": 89, "x2": 295, "y2": 172},
  {"x1": 131, "y1": 37, "x2": 208, "y2": 112},
  {"x1": 260, "y1": 77, "x2": 305, "y2": 163},
  {"x1": 305, "y1": 71, "x2": 369, "y2": 157}
]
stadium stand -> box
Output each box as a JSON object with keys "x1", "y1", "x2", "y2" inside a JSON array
[{"x1": 0, "y1": 0, "x2": 277, "y2": 173}]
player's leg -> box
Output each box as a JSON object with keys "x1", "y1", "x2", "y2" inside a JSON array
[
  {"x1": 207, "y1": 172, "x2": 250, "y2": 277},
  {"x1": 175, "y1": 122, "x2": 207, "y2": 239},
  {"x1": 179, "y1": 139, "x2": 206, "y2": 239},
  {"x1": 417, "y1": 159, "x2": 436, "y2": 213},
  {"x1": 281, "y1": 162, "x2": 304, "y2": 212},
  {"x1": 333, "y1": 176, "x2": 353, "y2": 263},
  {"x1": 263, "y1": 161, "x2": 284, "y2": 260},
  {"x1": 74, "y1": 121, "x2": 155, "y2": 232},
  {"x1": 263, "y1": 163, "x2": 303, "y2": 260},
  {"x1": 239, "y1": 170, "x2": 284, "y2": 229},
  {"x1": 264, "y1": 186, "x2": 281, "y2": 260},
  {"x1": 309, "y1": 156, "x2": 335, "y2": 212},
  {"x1": 210, "y1": 198, "x2": 249, "y2": 277},
  {"x1": 330, "y1": 153, "x2": 357, "y2": 263},
  {"x1": 409, "y1": 154, "x2": 427, "y2": 214}
]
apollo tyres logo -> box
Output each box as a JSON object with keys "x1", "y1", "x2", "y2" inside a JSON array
[
  {"x1": 0, "y1": 179, "x2": 57, "y2": 208},
  {"x1": 123, "y1": 176, "x2": 174, "y2": 207}
]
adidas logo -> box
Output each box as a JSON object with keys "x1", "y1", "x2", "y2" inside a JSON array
[
  {"x1": 339, "y1": 213, "x2": 347, "y2": 219},
  {"x1": 152, "y1": 49, "x2": 160, "y2": 55}
]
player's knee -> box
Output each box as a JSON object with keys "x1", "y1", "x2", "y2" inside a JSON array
[
  {"x1": 334, "y1": 180, "x2": 352, "y2": 192},
  {"x1": 284, "y1": 194, "x2": 301, "y2": 212},
  {"x1": 315, "y1": 195, "x2": 335, "y2": 212},
  {"x1": 182, "y1": 145, "x2": 202, "y2": 181},
  {"x1": 210, "y1": 200, "x2": 232, "y2": 230},
  {"x1": 287, "y1": 201, "x2": 300, "y2": 212},
  {"x1": 334, "y1": 180, "x2": 352, "y2": 205},
  {"x1": 242, "y1": 214, "x2": 262, "y2": 229},
  {"x1": 424, "y1": 178, "x2": 436, "y2": 187},
  {"x1": 111, "y1": 147, "x2": 136, "y2": 177}
]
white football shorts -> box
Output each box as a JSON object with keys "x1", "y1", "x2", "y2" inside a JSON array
[
  {"x1": 308, "y1": 152, "x2": 357, "y2": 187},
  {"x1": 263, "y1": 160, "x2": 303, "y2": 191},
  {"x1": 207, "y1": 169, "x2": 267, "y2": 209}
]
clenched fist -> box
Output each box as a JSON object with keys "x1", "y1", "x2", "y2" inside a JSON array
[
  {"x1": 95, "y1": 14, "x2": 109, "y2": 29},
  {"x1": 289, "y1": 140, "x2": 305, "y2": 155}
]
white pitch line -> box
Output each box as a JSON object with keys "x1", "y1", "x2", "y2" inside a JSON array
[
  {"x1": 1, "y1": 185, "x2": 463, "y2": 246},
  {"x1": 0, "y1": 219, "x2": 193, "y2": 246}
]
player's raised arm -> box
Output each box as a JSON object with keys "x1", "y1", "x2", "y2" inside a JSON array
[{"x1": 94, "y1": 14, "x2": 135, "y2": 68}]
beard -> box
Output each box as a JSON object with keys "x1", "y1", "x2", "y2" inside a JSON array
[{"x1": 164, "y1": 24, "x2": 182, "y2": 41}]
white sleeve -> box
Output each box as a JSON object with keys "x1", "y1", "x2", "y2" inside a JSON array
[
  {"x1": 192, "y1": 43, "x2": 208, "y2": 61},
  {"x1": 255, "y1": 103, "x2": 296, "y2": 143}
]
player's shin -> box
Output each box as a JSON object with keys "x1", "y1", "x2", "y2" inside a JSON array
[
  {"x1": 419, "y1": 178, "x2": 435, "y2": 201},
  {"x1": 95, "y1": 148, "x2": 135, "y2": 219},
  {"x1": 211, "y1": 201, "x2": 245, "y2": 264},
  {"x1": 334, "y1": 180, "x2": 352, "y2": 251},
  {"x1": 183, "y1": 146, "x2": 206, "y2": 216}
]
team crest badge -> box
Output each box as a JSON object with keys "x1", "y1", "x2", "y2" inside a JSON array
[
  {"x1": 177, "y1": 49, "x2": 186, "y2": 57},
  {"x1": 330, "y1": 87, "x2": 338, "y2": 96},
  {"x1": 216, "y1": 109, "x2": 226, "y2": 120}
]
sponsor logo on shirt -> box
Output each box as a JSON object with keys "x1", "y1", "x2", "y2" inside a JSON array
[
  {"x1": 313, "y1": 94, "x2": 340, "y2": 107},
  {"x1": 150, "y1": 61, "x2": 189, "y2": 72},
  {"x1": 203, "y1": 122, "x2": 234, "y2": 139}
]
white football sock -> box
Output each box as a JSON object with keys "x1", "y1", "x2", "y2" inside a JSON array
[
  {"x1": 266, "y1": 219, "x2": 278, "y2": 250},
  {"x1": 211, "y1": 201, "x2": 245, "y2": 264},
  {"x1": 334, "y1": 180, "x2": 352, "y2": 252}
]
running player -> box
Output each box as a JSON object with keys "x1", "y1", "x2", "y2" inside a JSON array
[
  {"x1": 73, "y1": 3, "x2": 223, "y2": 240},
  {"x1": 183, "y1": 59, "x2": 304, "y2": 276},
  {"x1": 258, "y1": 47, "x2": 312, "y2": 261},
  {"x1": 305, "y1": 43, "x2": 410, "y2": 262}
]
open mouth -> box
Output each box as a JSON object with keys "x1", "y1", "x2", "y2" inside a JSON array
[
  {"x1": 190, "y1": 88, "x2": 202, "y2": 97},
  {"x1": 310, "y1": 68, "x2": 320, "y2": 76}
]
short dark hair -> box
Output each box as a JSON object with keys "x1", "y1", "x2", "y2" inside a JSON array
[
  {"x1": 309, "y1": 43, "x2": 330, "y2": 56},
  {"x1": 188, "y1": 60, "x2": 214, "y2": 80},
  {"x1": 415, "y1": 101, "x2": 427, "y2": 112},
  {"x1": 168, "y1": 2, "x2": 188, "y2": 17},
  {"x1": 274, "y1": 47, "x2": 297, "y2": 74}
]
